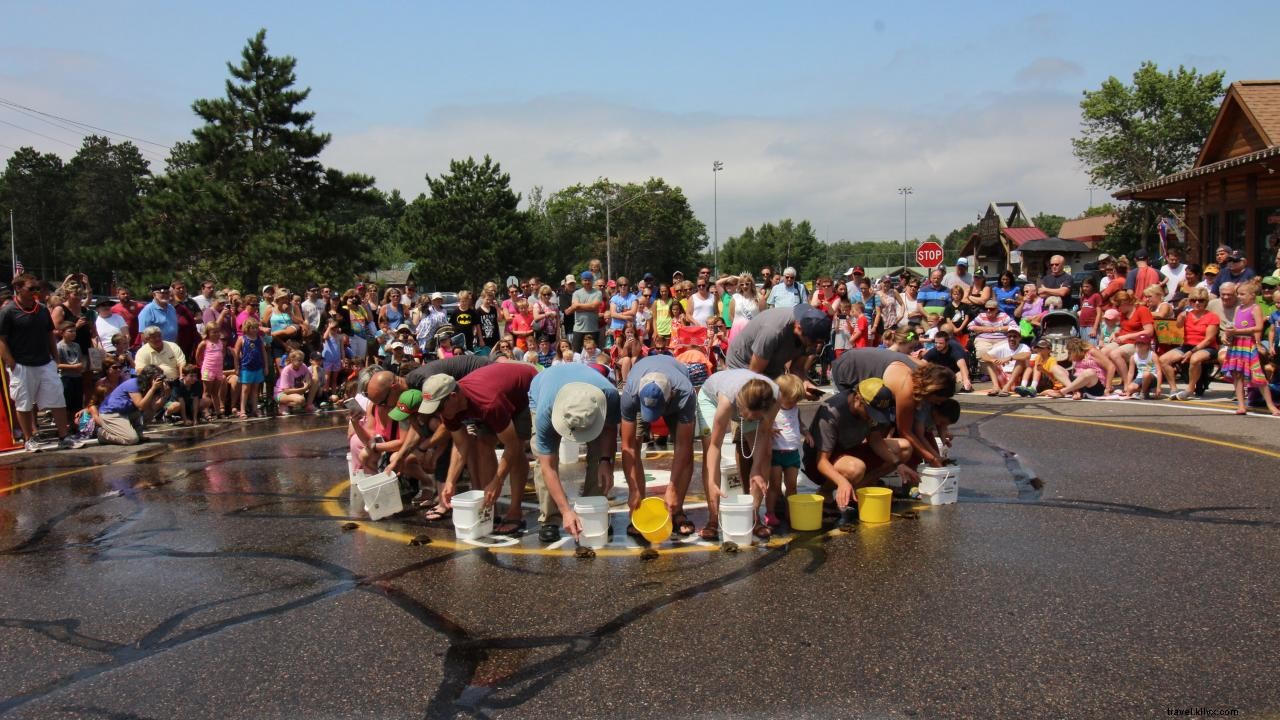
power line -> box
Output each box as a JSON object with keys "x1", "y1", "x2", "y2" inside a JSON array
[
  {"x1": 0, "y1": 107, "x2": 167, "y2": 165},
  {"x1": 0, "y1": 117, "x2": 79, "y2": 148},
  {"x1": 0, "y1": 96, "x2": 172, "y2": 150}
]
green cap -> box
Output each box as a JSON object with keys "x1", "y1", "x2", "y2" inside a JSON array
[{"x1": 389, "y1": 389, "x2": 423, "y2": 422}]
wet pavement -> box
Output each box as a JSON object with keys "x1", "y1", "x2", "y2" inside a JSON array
[{"x1": 1, "y1": 393, "x2": 1278, "y2": 719}]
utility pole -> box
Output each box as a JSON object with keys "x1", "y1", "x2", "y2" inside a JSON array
[
  {"x1": 712, "y1": 161, "x2": 723, "y2": 276},
  {"x1": 897, "y1": 187, "x2": 912, "y2": 268}
]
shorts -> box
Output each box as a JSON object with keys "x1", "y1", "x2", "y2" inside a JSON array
[
  {"x1": 771, "y1": 448, "x2": 802, "y2": 469},
  {"x1": 801, "y1": 443, "x2": 880, "y2": 488},
  {"x1": 8, "y1": 361, "x2": 66, "y2": 412},
  {"x1": 201, "y1": 369, "x2": 221, "y2": 382},
  {"x1": 239, "y1": 368, "x2": 265, "y2": 385}
]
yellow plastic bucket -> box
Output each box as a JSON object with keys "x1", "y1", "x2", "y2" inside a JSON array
[
  {"x1": 856, "y1": 487, "x2": 892, "y2": 524},
  {"x1": 631, "y1": 497, "x2": 672, "y2": 544},
  {"x1": 787, "y1": 493, "x2": 824, "y2": 531}
]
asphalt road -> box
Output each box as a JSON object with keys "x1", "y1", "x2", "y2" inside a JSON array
[{"x1": 1, "y1": 391, "x2": 1277, "y2": 719}]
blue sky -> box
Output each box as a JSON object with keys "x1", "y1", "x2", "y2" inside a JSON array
[{"x1": 3, "y1": 1, "x2": 1277, "y2": 246}]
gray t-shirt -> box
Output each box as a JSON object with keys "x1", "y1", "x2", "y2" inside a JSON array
[
  {"x1": 572, "y1": 288, "x2": 603, "y2": 333},
  {"x1": 724, "y1": 307, "x2": 803, "y2": 378},
  {"x1": 806, "y1": 390, "x2": 884, "y2": 456},
  {"x1": 620, "y1": 355, "x2": 696, "y2": 424},
  {"x1": 404, "y1": 355, "x2": 491, "y2": 390},
  {"x1": 700, "y1": 368, "x2": 779, "y2": 421},
  {"x1": 830, "y1": 347, "x2": 917, "y2": 393},
  {"x1": 1039, "y1": 271, "x2": 1071, "y2": 291}
]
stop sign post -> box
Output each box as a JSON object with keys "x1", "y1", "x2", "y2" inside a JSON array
[{"x1": 916, "y1": 241, "x2": 945, "y2": 268}]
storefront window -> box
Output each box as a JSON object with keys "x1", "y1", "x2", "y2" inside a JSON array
[
  {"x1": 1226, "y1": 210, "x2": 1246, "y2": 250},
  {"x1": 1258, "y1": 207, "x2": 1280, "y2": 273},
  {"x1": 1203, "y1": 212, "x2": 1219, "y2": 250}
]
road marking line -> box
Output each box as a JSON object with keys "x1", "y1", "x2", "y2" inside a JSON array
[{"x1": 960, "y1": 409, "x2": 1280, "y2": 459}]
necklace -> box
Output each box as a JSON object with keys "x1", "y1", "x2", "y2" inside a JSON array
[{"x1": 15, "y1": 297, "x2": 41, "y2": 316}]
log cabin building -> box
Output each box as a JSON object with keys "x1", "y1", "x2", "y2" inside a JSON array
[{"x1": 1115, "y1": 80, "x2": 1280, "y2": 272}]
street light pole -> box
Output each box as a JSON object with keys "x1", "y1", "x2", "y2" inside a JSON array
[
  {"x1": 712, "y1": 160, "x2": 723, "y2": 276},
  {"x1": 604, "y1": 187, "x2": 664, "y2": 281},
  {"x1": 898, "y1": 186, "x2": 913, "y2": 268}
]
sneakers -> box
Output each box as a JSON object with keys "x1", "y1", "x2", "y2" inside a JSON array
[
  {"x1": 58, "y1": 436, "x2": 85, "y2": 450},
  {"x1": 1171, "y1": 390, "x2": 1189, "y2": 401},
  {"x1": 1014, "y1": 386, "x2": 1035, "y2": 398},
  {"x1": 24, "y1": 439, "x2": 42, "y2": 453}
]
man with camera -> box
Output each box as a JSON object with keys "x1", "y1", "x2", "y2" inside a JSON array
[{"x1": 96, "y1": 365, "x2": 170, "y2": 445}]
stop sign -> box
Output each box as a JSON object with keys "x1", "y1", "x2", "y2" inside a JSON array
[{"x1": 916, "y1": 241, "x2": 945, "y2": 268}]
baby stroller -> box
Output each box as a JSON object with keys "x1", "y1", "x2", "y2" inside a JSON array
[{"x1": 1039, "y1": 309, "x2": 1080, "y2": 364}]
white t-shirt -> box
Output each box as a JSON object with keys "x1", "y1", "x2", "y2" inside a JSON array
[
  {"x1": 1159, "y1": 264, "x2": 1185, "y2": 302},
  {"x1": 772, "y1": 404, "x2": 803, "y2": 451},
  {"x1": 987, "y1": 341, "x2": 1029, "y2": 374},
  {"x1": 95, "y1": 313, "x2": 127, "y2": 353},
  {"x1": 690, "y1": 291, "x2": 716, "y2": 326}
]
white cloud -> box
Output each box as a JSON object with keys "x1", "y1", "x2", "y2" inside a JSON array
[
  {"x1": 323, "y1": 92, "x2": 1092, "y2": 244},
  {"x1": 1015, "y1": 57, "x2": 1086, "y2": 87}
]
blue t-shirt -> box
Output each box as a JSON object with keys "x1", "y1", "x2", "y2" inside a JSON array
[
  {"x1": 137, "y1": 301, "x2": 178, "y2": 341},
  {"x1": 619, "y1": 354, "x2": 696, "y2": 424},
  {"x1": 101, "y1": 378, "x2": 140, "y2": 415},
  {"x1": 916, "y1": 282, "x2": 950, "y2": 310},
  {"x1": 609, "y1": 292, "x2": 637, "y2": 331},
  {"x1": 529, "y1": 363, "x2": 621, "y2": 456},
  {"x1": 994, "y1": 286, "x2": 1019, "y2": 316}
]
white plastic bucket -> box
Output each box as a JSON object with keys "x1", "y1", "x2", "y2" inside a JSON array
[
  {"x1": 719, "y1": 493, "x2": 754, "y2": 545},
  {"x1": 452, "y1": 490, "x2": 494, "y2": 540},
  {"x1": 559, "y1": 440, "x2": 581, "y2": 466},
  {"x1": 917, "y1": 464, "x2": 959, "y2": 505},
  {"x1": 719, "y1": 444, "x2": 743, "y2": 496},
  {"x1": 574, "y1": 496, "x2": 609, "y2": 549},
  {"x1": 347, "y1": 454, "x2": 363, "y2": 512},
  {"x1": 356, "y1": 471, "x2": 403, "y2": 521}
]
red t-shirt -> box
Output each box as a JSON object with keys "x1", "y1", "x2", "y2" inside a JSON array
[
  {"x1": 1078, "y1": 292, "x2": 1102, "y2": 328},
  {"x1": 509, "y1": 312, "x2": 532, "y2": 351},
  {"x1": 853, "y1": 315, "x2": 870, "y2": 348},
  {"x1": 445, "y1": 361, "x2": 537, "y2": 432},
  {"x1": 1183, "y1": 310, "x2": 1219, "y2": 348},
  {"x1": 1120, "y1": 306, "x2": 1154, "y2": 335},
  {"x1": 112, "y1": 301, "x2": 142, "y2": 349}
]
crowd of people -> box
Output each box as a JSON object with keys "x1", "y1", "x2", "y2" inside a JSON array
[{"x1": 3, "y1": 241, "x2": 1275, "y2": 538}]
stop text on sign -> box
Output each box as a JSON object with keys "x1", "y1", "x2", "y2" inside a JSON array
[{"x1": 916, "y1": 242, "x2": 945, "y2": 268}]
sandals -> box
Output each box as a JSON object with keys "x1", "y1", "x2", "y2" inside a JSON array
[
  {"x1": 672, "y1": 511, "x2": 695, "y2": 536},
  {"x1": 763, "y1": 512, "x2": 782, "y2": 530},
  {"x1": 493, "y1": 519, "x2": 527, "y2": 536},
  {"x1": 698, "y1": 524, "x2": 719, "y2": 541},
  {"x1": 422, "y1": 506, "x2": 452, "y2": 522},
  {"x1": 753, "y1": 524, "x2": 773, "y2": 540}
]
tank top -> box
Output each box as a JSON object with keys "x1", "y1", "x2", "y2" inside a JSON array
[
  {"x1": 691, "y1": 292, "x2": 716, "y2": 326},
  {"x1": 1073, "y1": 353, "x2": 1102, "y2": 375},
  {"x1": 383, "y1": 304, "x2": 403, "y2": 327},
  {"x1": 201, "y1": 340, "x2": 224, "y2": 376},
  {"x1": 732, "y1": 293, "x2": 758, "y2": 327},
  {"x1": 239, "y1": 335, "x2": 264, "y2": 371},
  {"x1": 831, "y1": 347, "x2": 918, "y2": 392},
  {"x1": 654, "y1": 299, "x2": 673, "y2": 336},
  {"x1": 878, "y1": 293, "x2": 902, "y2": 330},
  {"x1": 1234, "y1": 304, "x2": 1257, "y2": 331}
]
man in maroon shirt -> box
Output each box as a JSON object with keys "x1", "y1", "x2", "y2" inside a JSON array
[
  {"x1": 422, "y1": 361, "x2": 537, "y2": 535},
  {"x1": 111, "y1": 287, "x2": 144, "y2": 350}
]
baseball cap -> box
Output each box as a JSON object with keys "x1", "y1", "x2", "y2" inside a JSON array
[
  {"x1": 1260, "y1": 275, "x2": 1280, "y2": 288},
  {"x1": 984, "y1": 299, "x2": 999, "y2": 309},
  {"x1": 1228, "y1": 250, "x2": 1244, "y2": 262},
  {"x1": 957, "y1": 258, "x2": 969, "y2": 266},
  {"x1": 262, "y1": 285, "x2": 274, "y2": 294},
  {"x1": 852, "y1": 266, "x2": 865, "y2": 275},
  {"x1": 430, "y1": 292, "x2": 444, "y2": 300},
  {"x1": 564, "y1": 274, "x2": 577, "y2": 285},
  {"x1": 793, "y1": 304, "x2": 832, "y2": 342},
  {"x1": 643, "y1": 272, "x2": 655, "y2": 282},
  {"x1": 607, "y1": 279, "x2": 618, "y2": 288},
  {"x1": 580, "y1": 270, "x2": 595, "y2": 282},
  {"x1": 1005, "y1": 327, "x2": 1023, "y2": 336},
  {"x1": 150, "y1": 283, "x2": 169, "y2": 293},
  {"x1": 395, "y1": 323, "x2": 412, "y2": 333},
  {"x1": 1133, "y1": 248, "x2": 1149, "y2": 260},
  {"x1": 1204, "y1": 263, "x2": 1220, "y2": 275},
  {"x1": 389, "y1": 389, "x2": 423, "y2": 422},
  {"x1": 637, "y1": 372, "x2": 672, "y2": 423},
  {"x1": 1103, "y1": 308, "x2": 1121, "y2": 320},
  {"x1": 551, "y1": 382, "x2": 607, "y2": 444},
  {"x1": 856, "y1": 378, "x2": 896, "y2": 425},
  {"x1": 843, "y1": 267, "x2": 857, "y2": 276},
  {"x1": 1034, "y1": 338, "x2": 1051, "y2": 349},
  {"x1": 417, "y1": 374, "x2": 457, "y2": 415}
]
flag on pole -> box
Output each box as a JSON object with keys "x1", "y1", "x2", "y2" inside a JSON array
[
  {"x1": 13, "y1": 256, "x2": 23, "y2": 277},
  {"x1": 1156, "y1": 218, "x2": 1170, "y2": 259}
]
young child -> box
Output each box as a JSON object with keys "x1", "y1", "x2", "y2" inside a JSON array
[
  {"x1": 56, "y1": 322, "x2": 86, "y2": 417},
  {"x1": 1022, "y1": 338, "x2": 1069, "y2": 397},
  {"x1": 321, "y1": 318, "x2": 347, "y2": 395},
  {"x1": 1098, "y1": 308, "x2": 1122, "y2": 345},
  {"x1": 510, "y1": 298, "x2": 534, "y2": 352},
  {"x1": 1221, "y1": 283, "x2": 1279, "y2": 415},
  {"x1": 195, "y1": 323, "x2": 227, "y2": 418},
  {"x1": 832, "y1": 300, "x2": 853, "y2": 358},
  {"x1": 74, "y1": 385, "x2": 105, "y2": 442},
  {"x1": 275, "y1": 349, "x2": 317, "y2": 413},
  {"x1": 647, "y1": 332, "x2": 673, "y2": 357},
  {"x1": 766, "y1": 374, "x2": 807, "y2": 531},
  {"x1": 234, "y1": 318, "x2": 266, "y2": 418},
  {"x1": 850, "y1": 301, "x2": 869, "y2": 348},
  {"x1": 171, "y1": 365, "x2": 205, "y2": 425},
  {"x1": 578, "y1": 333, "x2": 604, "y2": 365},
  {"x1": 1123, "y1": 335, "x2": 1161, "y2": 399},
  {"x1": 552, "y1": 339, "x2": 578, "y2": 365},
  {"x1": 535, "y1": 336, "x2": 557, "y2": 368}
]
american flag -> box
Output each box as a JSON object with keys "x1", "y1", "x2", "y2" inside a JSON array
[{"x1": 12, "y1": 256, "x2": 22, "y2": 277}]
